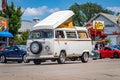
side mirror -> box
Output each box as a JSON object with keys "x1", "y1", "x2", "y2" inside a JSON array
[{"x1": 14, "y1": 48, "x2": 19, "y2": 51}]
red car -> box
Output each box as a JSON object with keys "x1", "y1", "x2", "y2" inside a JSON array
[{"x1": 98, "y1": 47, "x2": 120, "y2": 58}]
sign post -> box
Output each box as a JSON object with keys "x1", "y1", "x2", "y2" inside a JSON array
[{"x1": 93, "y1": 21, "x2": 104, "y2": 41}]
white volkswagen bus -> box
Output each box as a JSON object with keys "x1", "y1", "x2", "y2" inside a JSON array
[{"x1": 26, "y1": 10, "x2": 92, "y2": 65}]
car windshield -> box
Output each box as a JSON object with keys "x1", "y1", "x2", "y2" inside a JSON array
[
  {"x1": 112, "y1": 47, "x2": 119, "y2": 50},
  {"x1": 17, "y1": 45, "x2": 26, "y2": 50},
  {"x1": 4, "y1": 47, "x2": 9, "y2": 50},
  {"x1": 29, "y1": 29, "x2": 54, "y2": 39},
  {"x1": 4, "y1": 45, "x2": 26, "y2": 51}
]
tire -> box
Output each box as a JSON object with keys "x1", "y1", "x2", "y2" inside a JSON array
[
  {"x1": 30, "y1": 41, "x2": 42, "y2": 54},
  {"x1": 17, "y1": 60, "x2": 22, "y2": 63},
  {"x1": 33, "y1": 59, "x2": 41, "y2": 65},
  {"x1": 57, "y1": 51, "x2": 66, "y2": 64},
  {"x1": 81, "y1": 52, "x2": 89, "y2": 63},
  {"x1": 92, "y1": 58, "x2": 97, "y2": 60},
  {"x1": 51, "y1": 59, "x2": 56, "y2": 62},
  {"x1": 71, "y1": 58, "x2": 76, "y2": 61},
  {"x1": 23, "y1": 54, "x2": 30, "y2": 63},
  {"x1": 99, "y1": 54, "x2": 102, "y2": 59},
  {"x1": 114, "y1": 52, "x2": 119, "y2": 58},
  {"x1": 0, "y1": 55, "x2": 7, "y2": 63}
]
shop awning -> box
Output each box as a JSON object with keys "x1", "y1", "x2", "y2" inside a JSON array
[{"x1": 0, "y1": 31, "x2": 13, "y2": 37}]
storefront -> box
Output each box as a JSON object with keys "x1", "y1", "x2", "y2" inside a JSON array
[
  {"x1": 0, "y1": 17, "x2": 13, "y2": 49},
  {"x1": 85, "y1": 13, "x2": 119, "y2": 44}
]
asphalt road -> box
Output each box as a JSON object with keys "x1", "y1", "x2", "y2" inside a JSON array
[{"x1": 0, "y1": 59, "x2": 120, "y2": 80}]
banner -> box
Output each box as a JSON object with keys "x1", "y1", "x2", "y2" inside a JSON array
[
  {"x1": 0, "y1": 0, "x2": 2, "y2": 10},
  {"x1": 0, "y1": 17, "x2": 8, "y2": 31},
  {"x1": 2, "y1": 0, "x2": 7, "y2": 12},
  {"x1": 93, "y1": 21, "x2": 104, "y2": 30}
]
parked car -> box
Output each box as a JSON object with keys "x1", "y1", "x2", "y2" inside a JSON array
[
  {"x1": 109, "y1": 44, "x2": 120, "y2": 50},
  {"x1": 0, "y1": 45, "x2": 27, "y2": 63},
  {"x1": 98, "y1": 47, "x2": 120, "y2": 58},
  {"x1": 91, "y1": 50, "x2": 100, "y2": 60}
]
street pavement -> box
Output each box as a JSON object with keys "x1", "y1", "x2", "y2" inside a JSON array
[{"x1": 0, "y1": 59, "x2": 120, "y2": 80}]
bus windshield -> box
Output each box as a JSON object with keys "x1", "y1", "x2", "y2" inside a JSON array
[{"x1": 29, "y1": 29, "x2": 54, "y2": 39}]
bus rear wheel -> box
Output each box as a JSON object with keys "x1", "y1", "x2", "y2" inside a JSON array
[
  {"x1": 81, "y1": 52, "x2": 89, "y2": 63},
  {"x1": 57, "y1": 51, "x2": 66, "y2": 64},
  {"x1": 33, "y1": 59, "x2": 41, "y2": 65}
]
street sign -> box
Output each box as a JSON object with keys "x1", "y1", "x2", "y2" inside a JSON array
[{"x1": 93, "y1": 21, "x2": 104, "y2": 30}]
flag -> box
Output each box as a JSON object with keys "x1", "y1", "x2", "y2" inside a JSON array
[
  {"x1": 0, "y1": 0, "x2": 2, "y2": 11},
  {"x1": 2, "y1": 0, "x2": 7, "y2": 12}
]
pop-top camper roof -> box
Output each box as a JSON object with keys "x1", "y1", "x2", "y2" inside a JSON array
[{"x1": 33, "y1": 10, "x2": 74, "y2": 30}]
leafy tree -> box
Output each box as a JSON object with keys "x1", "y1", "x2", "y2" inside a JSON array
[
  {"x1": 69, "y1": 3, "x2": 87, "y2": 26},
  {"x1": 0, "y1": 2, "x2": 23, "y2": 38},
  {"x1": 80, "y1": 2, "x2": 114, "y2": 21},
  {"x1": 116, "y1": 12, "x2": 120, "y2": 16},
  {"x1": 69, "y1": 2, "x2": 114, "y2": 26},
  {"x1": 15, "y1": 30, "x2": 30, "y2": 45}
]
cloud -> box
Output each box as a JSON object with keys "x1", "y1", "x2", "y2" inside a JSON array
[
  {"x1": 48, "y1": 8, "x2": 60, "y2": 13},
  {"x1": 23, "y1": 6, "x2": 60, "y2": 16},
  {"x1": 23, "y1": 6, "x2": 48, "y2": 16},
  {"x1": 106, "y1": 7, "x2": 120, "y2": 13}
]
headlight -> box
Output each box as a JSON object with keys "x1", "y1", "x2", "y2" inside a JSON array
[
  {"x1": 45, "y1": 46, "x2": 50, "y2": 51},
  {"x1": 27, "y1": 47, "x2": 30, "y2": 52}
]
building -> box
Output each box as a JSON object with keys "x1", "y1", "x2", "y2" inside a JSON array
[
  {"x1": 0, "y1": 17, "x2": 13, "y2": 48},
  {"x1": 85, "y1": 13, "x2": 120, "y2": 44},
  {"x1": 19, "y1": 19, "x2": 39, "y2": 33},
  {"x1": 18, "y1": 18, "x2": 40, "y2": 37}
]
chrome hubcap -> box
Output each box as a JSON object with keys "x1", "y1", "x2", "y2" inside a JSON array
[
  {"x1": 84, "y1": 53, "x2": 89, "y2": 61},
  {"x1": 0, "y1": 55, "x2": 5, "y2": 63}
]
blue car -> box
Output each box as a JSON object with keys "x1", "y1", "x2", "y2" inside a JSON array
[{"x1": 0, "y1": 45, "x2": 27, "y2": 63}]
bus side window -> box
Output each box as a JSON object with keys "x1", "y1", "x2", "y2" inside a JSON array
[
  {"x1": 56, "y1": 31, "x2": 65, "y2": 38},
  {"x1": 66, "y1": 31, "x2": 77, "y2": 38},
  {"x1": 77, "y1": 31, "x2": 88, "y2": 38}
]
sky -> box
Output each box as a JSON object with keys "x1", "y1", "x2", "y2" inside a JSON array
[{"x1": 7, "y1": 0, "x2": 120, "y2": 21}]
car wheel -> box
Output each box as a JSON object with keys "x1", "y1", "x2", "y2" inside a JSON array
[
  {"x1": 57, "y1": 51, "x2": 66, "y2": 64},
  {"x1": 71, "y1": 58, "x2": 76, "y2": 61},
  {"x1": 23, "y1": 54, "x2": 30, "y2": 63},
  {"x1": 33, "y1": 59, "x2": 41, "y2": 65},
  {"x1": 92, "y1": 58, "x2": 97, "y2": 60},
  {"x1": 81, "y1": 52, "x2": 89, "y2": 63},
  {"x1": 17, "y1": 60, "x2": 22, "y2": 63},
  {"x1": 99, "y1": 54, "x2": 102, "y2": 59},
  {"x1": 114, "y1": 52, "x2": 119, "y2": 58},
  {"x1": 0, "y1": 55, "x2": 7, "y2": 63}
]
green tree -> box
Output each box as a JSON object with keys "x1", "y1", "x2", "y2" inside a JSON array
[
  {"x1": 0, "y1": 2, "x2": 23, "y2": 38},
  {"x1": 69, "y1": 3, "x2": 87, "y2": 26},
  {"x1": 80, "y1": 2, "x2": 114, "y2": 21},
  {"x1": 69, "y1": 2, "x2": 114, "y2": 26},
  {"x1": 15, "y1": 30, "x2": 30, "y2": 45}
]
